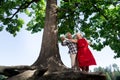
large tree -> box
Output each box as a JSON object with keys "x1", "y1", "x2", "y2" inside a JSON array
[
  {"x1": 0, "y1": 0, "x2": 65, "y2": 70},
  {"x1": 0, "y1": 0, "x2": 120, "y2": 79},
  {"x1": 1, "y1": 0, "x2": 120, "y2": 59}
]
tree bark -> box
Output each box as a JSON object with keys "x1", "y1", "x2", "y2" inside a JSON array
[
  {"x1": 37, "y1": 71, "x2": 106, "y2": 80},
  {"x1": 32, "y1": 0, "x2": 65, "y2": 71}
]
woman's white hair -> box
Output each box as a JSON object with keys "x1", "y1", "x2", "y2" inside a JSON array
[{"x1": 76, "y1": 33, "x2": 83, "y2": 37}]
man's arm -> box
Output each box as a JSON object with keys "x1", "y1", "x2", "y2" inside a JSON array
[
  {"x1": 60, "y1": 36, "x2": 68, "y2": 46},
  {"x1": 61, "y1": 39, "x2": 68, "y2": 46}
]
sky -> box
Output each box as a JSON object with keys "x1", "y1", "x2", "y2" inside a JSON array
[{"x1": 0, "y1": 13, "x2": 120, "y2": 72}]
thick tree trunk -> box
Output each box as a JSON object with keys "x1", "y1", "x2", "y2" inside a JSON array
[{"x1": 32, "y1": 0, "x2": 65, "y2": 71}]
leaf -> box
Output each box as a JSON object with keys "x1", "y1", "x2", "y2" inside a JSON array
[
  {"x1": 24, "y1": 9, "x2": 30, "y2": 15},
  {"x1": 0, "y1": 26, "x2": 3, "y2": 31}
]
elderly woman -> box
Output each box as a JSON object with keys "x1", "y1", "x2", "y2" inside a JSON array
[{"x1": 70, "y1": 33, "x2": 96, "y2": 72}]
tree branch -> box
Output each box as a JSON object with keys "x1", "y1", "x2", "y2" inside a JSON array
[{"x1": 9, "y1": 0, "x2": 34, "y2": 19}]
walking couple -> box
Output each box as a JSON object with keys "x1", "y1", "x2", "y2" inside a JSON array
[{"x1": 61, "y1": 32, "x2": 96, "y2": 72}]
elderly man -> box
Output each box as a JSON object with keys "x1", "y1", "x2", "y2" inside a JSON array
[{"x1": 61, "y1": 32, "x2": 77, "y2": 70}]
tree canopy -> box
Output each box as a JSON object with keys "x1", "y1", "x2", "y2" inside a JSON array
[
  {"x1": 0, "y1": 0, "x2": 120, "y2": 58},
  {"x1": 0, "y1": 0, "x2": 45, "y2": 35}
]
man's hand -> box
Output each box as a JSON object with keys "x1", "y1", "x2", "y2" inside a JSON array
[{"x1": 61, "y1": 36, "x2": 65, "y2": 41}]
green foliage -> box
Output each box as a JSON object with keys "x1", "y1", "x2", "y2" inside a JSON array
[
  {"x1": 0, "y1": 26, "x2": 3, "y2": 31},
  {"x1": 5, "y1": 18, "x2": 24, "y2": 36},
  {"x1": 0, "y1": 0, "x2": 45, "y2": 35},
  {"x1": 106, "y1": 72, "x2": 112, "y2": 80},
  {"x1": 93, "y1": 64, "x2": 120, "y2": 80},
  {"x1": 26, "y1": 0, "x2": 45, "y2": 33},
  {"x1": 116, "y1": 76, "x2": 120, "y2": 80},
  {"x1": 0, "y1": 75, "x2": 7, "y2": 80},
  {"x1": 58, "y1": 0, "x2": 120, "y2": 58}
]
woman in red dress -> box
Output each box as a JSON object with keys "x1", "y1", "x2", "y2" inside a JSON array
[{"x1": 71, "y1": 33, "x2": 96, "y2": 72}]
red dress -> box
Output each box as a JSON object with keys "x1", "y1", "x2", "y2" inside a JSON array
[{"x1": 77, "y1": 38, "x2": 96, "y2": 67}]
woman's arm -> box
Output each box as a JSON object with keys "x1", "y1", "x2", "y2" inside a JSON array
[
  {"x1": 69, "y1": 39, "x2": 78, "y2": 43},
  {"x1": 84, "y1": 38, "x2": 91, "y2": 45}
]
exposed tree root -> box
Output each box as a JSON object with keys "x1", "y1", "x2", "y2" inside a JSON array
[{"x1": 0, "y1": 65, "x2": 106, "y2": 80}]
